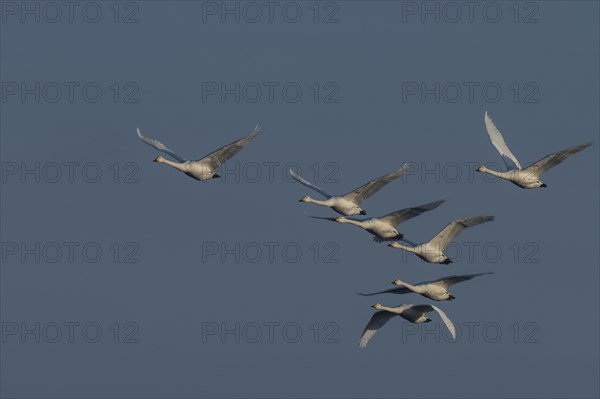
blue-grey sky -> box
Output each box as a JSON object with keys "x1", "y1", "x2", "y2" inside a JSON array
[{"x1": 1, "y1": 1, "x2": 599, "y2": 398}]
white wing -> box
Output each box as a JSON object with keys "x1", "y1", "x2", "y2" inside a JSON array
[
  {"x1": 428, "y1": 215, "x2": 495, "y2": 251},
  {"x1": 196, "y1": 125, "x2": 262, "y2": 169},
  {"x1": 412, "y1": 305, "x2": 456, "y2": 340},
  {"x1": 430, "y1": 272, "x2": 494, "y2": 289},
  {"x1": 524, "y1": 141, "x2": 592, "y2": 178},
  {"x1": 379, "y1": 199, "x2": 445, "y2": 227},
  {"x1": 136, "y1": 128, "x2": 187, "y2": 163},
  {"x1": 430, "y1": 305, "x2": 457, "y2": 340},
  {"x1": 343, "y1": 163, "x2": 411, "y2": 204},
  {"x1": 484, "y1": 112, "x2": 522, "y2": 170},
  {"x1": 358, "y1": 311, "x2": 396, "y2": 348},
  {"x1": 290, "y1": 169, "x2": 333, "y2": 199}
]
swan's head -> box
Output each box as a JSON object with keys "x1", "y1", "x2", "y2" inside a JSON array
[
  {"x1": 154, "y1": 156, "x2": 164, "y2": 163},
  {"x1": 539, "y1": 181, "x2": 547, "y2": 188},
  {"x1": 424, "y1": 317, "x2": 432, "y2": 323},
  {"x1": 334, "y1": 217, "x2": 344, "y2": 223},
  {"x1": 391, "y1": 279, "x2": 403, "y2": 286},
  {"x1": 476, "y1": 165, "x2": 486, "y2": 172},
  {"x1": 358, "y1": 208, "x2": 367, "y2": 215},
  {"x1": 388, "y1": 242, "x2": 401, "y2": 248},
  {"x1": 299, "y1": 196, "x2": 310, "y2": 203},
  {"x1": 371, "y1": 303, "x2": 383, "y2": 310}
]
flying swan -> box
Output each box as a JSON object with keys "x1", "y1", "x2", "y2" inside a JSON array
[
  {"x1": 358, "y1": 303, "x2": 457, "y2": 348},
  {"x1": 477, "y1": 112, "x2": 591, "y2": 188},
  {"x1": 136, "y1": 125, "x2": 262, "y2": 181},
  {"x1": 291, "y1": 164, "x2": 411, "y2": 216},
  {"x1": 388, "y1": 215, "x2": 495, "y2": 264},
  {"x1": 307, "y1": 200, "x2": 445, "y2": 242},
  {"x1": 358, "y1": 272, "x2": 494, "y2": 301}
]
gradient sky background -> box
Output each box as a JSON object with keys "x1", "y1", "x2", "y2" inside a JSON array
[{"x1": 1, "y1": 1, "x2": 599, "y2": 398}]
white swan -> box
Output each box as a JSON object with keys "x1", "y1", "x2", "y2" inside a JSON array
[
  {"x1": 359, "y1": 303, "x2": 456, "y2": 348},
  {"x1": 477, "y1": 112, "x2": 592, "y2": 188},
  {"x1": 388, "y1": 215, "x2": 495, "y2": 264},
  {"x1": 136, "y1": 125, "x2": 262, "y2": 181},
  {"x1": 307, "y1": 200, "x2": 445, "y2": 242},
  {"x1": 358, "y1": 272, "x2": 494, "y2": 301},
  {"x1": 291, "y1": 164, "x2": 411, "y2": 216}
]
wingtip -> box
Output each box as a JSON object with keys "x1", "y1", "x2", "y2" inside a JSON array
[
  {"x1": 401, "y1": 162, "x2": 413, "y2": 171},
  {"x1": 252, "y1": 124, "x2": 263, "y2": 135},
  {"x1": 449, "y1": 327, "x2": 457, "y2": 340}
]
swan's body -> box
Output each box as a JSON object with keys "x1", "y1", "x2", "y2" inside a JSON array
[
  {"x1": 292, "y1": 164, "x2": 411, "y2": 216},
  {"x1": 358, "y1": 272, "x2": 494, "y2": 301},
  {"x1": 136, "y1": 126, "x2": 262, "y2": 181},
  {"x1": 359, "y1": 303, "x2": 456, "y2": 348},
  {"x1": 388, "y1": 215, "x2": 495, "y2": 264},
  {"x1": 478, "y1": 112, "x2": 591, "y2": 188},
  {"x1": 308, "y1": 200, "x2": 444, "y2": 242}
]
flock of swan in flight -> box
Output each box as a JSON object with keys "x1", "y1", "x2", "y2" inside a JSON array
[{"x1": 136, "y1": 111, "x2": 592, "y2": 348}]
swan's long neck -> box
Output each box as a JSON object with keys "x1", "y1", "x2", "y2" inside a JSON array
[
  {"x1": 395, "y1": 280, "x2": 421, "y2": 293},
  {"x1": 338, "y1": 218, "x2": 365, "y2": 228},
  {"x1": 479, "y1": 166, "x2": 509, "y2": 179},
  {"x1": 392, "y1": 243, "x2": 416, "y2": 253},
  {"x1": 157, "y1": 158, "x2": 187, "y2": 172},
  {"x1": 306, "y1": 198, "x2": 330, "y2": 206}
]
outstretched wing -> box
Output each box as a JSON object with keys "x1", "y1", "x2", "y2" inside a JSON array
[
  {"x1": 304, "y1": 212, "x2": 338, "y2": 222},
  {"x1": 136, "y1": 128, "x2": 188, "y2": 163},
  {"x1": 379, "y1": 199, "x2": 445, "y2": 227},
  {"x1": 196, "y1": 125, "x2": 262, "y2": 168},
  {"x1": 289, "y1": 169, "x2": 332, "y2": 199},
  {"x1": 484, "y1": 112, "x2": 522, "y2": 170},
  {"x1": 357, "y1": 287, "x2": 411, "y2": 296},
  {"x1": 524, "y1": 142, "x2": 592, "y2": 178},
  {"x1": 428, "y1": 215, "x2": 495, "y2": 251},
  {"x1": 430, "y1": 272, "x2": 494, "y2": 288},
  {"x1": 412, "y1": 305, "x2": 456, "y2": 339},
  {"x1": 343, "y1": 164, "x2": 411, "y2": 204},
  {"x1": 358, "y1": 311, "x2": 396, "y2": 348}
]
